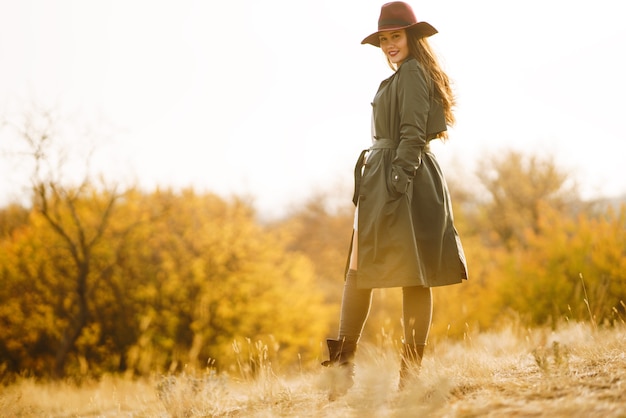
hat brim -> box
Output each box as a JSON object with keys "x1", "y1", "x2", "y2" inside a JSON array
[{"x1": 361, "y1": 22, "x2": 438, "y2": 47}]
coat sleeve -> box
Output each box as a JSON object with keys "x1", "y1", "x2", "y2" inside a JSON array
[{"x1": 391, "y1": 60, "x2": 430, "y2": 194}]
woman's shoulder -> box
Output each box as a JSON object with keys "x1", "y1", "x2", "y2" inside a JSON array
[
  {"x1": 398, "y1": 57, "x2": 423, "y2": 74},
  {"x1": 396, "y1": 58, "x2": 427, "y2": 85}
]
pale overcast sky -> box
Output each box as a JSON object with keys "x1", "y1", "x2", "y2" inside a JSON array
[{"x1": 1, "y1": 0, "x2": 625, "y2": 218}]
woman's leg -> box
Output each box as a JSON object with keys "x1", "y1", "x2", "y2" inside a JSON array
[
  {"x1": 338, "y1": 266, "x2": 372, "y2": 343},
  {"x1": 399, "y1": 286, "x2": 432, "y2": 388},
  {"x1": 341, "y1": 227, "x2": 371, "y2": 341},
  {"x1": 401, "y1": 286, "x2": 432, "y2": 346},
  {"x1": 323, "y1": 236, "x2": 371, "y2": 400}
]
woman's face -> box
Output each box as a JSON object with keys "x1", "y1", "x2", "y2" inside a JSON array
[{"x1": 378, "y1": 29, "x2": 409, "y2": 65}]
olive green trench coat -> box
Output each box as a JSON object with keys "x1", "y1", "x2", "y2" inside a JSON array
[{"x1": 352, "y1": 58, "x2": 468, "y2": 288}]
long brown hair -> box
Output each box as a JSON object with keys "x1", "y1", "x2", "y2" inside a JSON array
[{"x1": 387, "y1": 30, "x2": 456, "y2": 139}]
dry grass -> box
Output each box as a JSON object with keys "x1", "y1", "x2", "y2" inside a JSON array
[{"x1": 2, "y1": 321, "x2": 625, "y2": 417}]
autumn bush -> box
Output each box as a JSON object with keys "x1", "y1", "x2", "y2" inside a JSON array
[{"x1": 0, "y1": 189, "x2": 334, "y2": 379}]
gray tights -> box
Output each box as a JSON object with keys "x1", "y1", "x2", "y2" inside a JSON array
[{"x1": 338, "y1": 269, "x2": 433, "y2": 345}]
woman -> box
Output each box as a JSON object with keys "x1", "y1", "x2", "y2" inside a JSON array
[{"x1": 322, "y1": 1, "x2": 468, "y2": 398}]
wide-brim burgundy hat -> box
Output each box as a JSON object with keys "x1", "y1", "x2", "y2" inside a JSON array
[{"x1": 361, "y1": 1, "x2": 437, "y2": 47}]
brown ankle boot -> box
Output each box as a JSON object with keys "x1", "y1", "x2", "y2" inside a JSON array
[
  {"x1": 322, "y1": 338, "x2": 357, "y2": 400},
  {"x1": 398, "y1": 343, "x2": 425, "y2": 390}
]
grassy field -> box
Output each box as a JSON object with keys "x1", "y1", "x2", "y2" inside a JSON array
[{"x1": 2, "y1": 321, "x2": 625, "y2": 417}]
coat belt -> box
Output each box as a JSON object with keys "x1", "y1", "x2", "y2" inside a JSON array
[
  {"x1": 369, "y1": 138, "x2": 397, "y2": 149},
  {"x1": 352, "y1": 149, "x2": 368, "y2": 205},
  {"x1": 370, "y1": 137, "x2": 430, "y2": 152}
]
